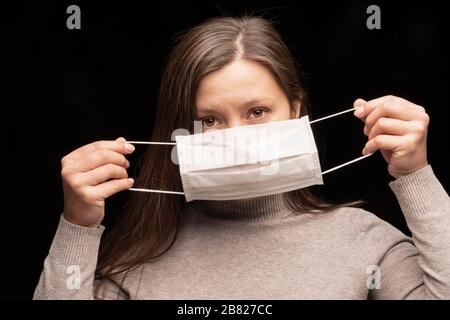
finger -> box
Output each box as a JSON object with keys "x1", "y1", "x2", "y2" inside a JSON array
[
  {"x1": 67, "y1": 149, "x2": 130, "y2": 173},
  {"x1": 62, "y1": 137, "x2": 135, "y2": 164},
  {"x1": 363, "y1": 134, "x2": 404, "y2": 155},
  {"x1": 77, "y1": 164, "x2": 129, "y2": 186},
  {"x1": 72, "y1": 137, "x2": 135, "y2": 159},
  {"x1": 353, "y1": 99, "x2": 367, "y2": 118},
  {"x1": 354, "y1": 95, "x2": 409, "y2": 120},
  {"x1": 364, "y1": 101, "x2": 425, "y2": 134},
  {"x1": 364, "y1": 95, "x2": 407, "y2": 117},
  {"x1": 367, "y1": 118, "x2": 410, "y2": 140},
  {"x1": 361, "y1": 95, "x2": 425, "y2": 118},
  {"x1": 353, "y1": 96, "x2": 395, "y2": 120},
  {"x1": 88, "y1": 178, "x2": 135, "y2": 199}
]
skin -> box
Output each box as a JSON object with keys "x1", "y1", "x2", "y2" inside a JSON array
[
  {"x1": 196, "y1": 59, "x2": 299, "y2": 131},
  {"x1": 61, "y1": 59, "x2": 429, "y2": 228},
  {"x1": 354, "y1": 96, "x2": 429, "y2": 179},
  {"x1": 61, "y1": 137, "x2": 135, "y2": 228}
]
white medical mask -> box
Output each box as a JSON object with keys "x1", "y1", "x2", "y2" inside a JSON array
[{"x1": 128, "y1": 107, "x2": 373, "y2": 202}]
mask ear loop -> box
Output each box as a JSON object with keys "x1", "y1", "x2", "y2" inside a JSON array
[
  {"x1": 308, "y1": 107, "x2": 374, "y2": 175},
  {"x1": 125, "y1": 141, "x2": 184, "y2": 195},
  {"x1": 126, "y1": 141, "x2": 176, "y2": 145},
  {"x1": 128, "y1": 187, "x2": 184, "y2": 195}
]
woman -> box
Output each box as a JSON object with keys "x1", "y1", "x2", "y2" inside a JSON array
[{"x1": 34, "y1": 16, "x2": 449, "y2": 299}]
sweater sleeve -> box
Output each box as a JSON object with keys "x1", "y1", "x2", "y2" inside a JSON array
[
  {"x1": 366, "y1": 165, "x2": 450, "y2": 299},
  {"x1": 33, "y1": 215, "x2": 128, "y2": 300}
]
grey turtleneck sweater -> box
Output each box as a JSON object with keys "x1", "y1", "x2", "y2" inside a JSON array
[{"x1": 34, "y1": 165, "x2": 450, "y2": 299}]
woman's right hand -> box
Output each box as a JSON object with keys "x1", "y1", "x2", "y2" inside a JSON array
[{"x1": 61, "y1": 137, "x2": 135, "y2": 228}]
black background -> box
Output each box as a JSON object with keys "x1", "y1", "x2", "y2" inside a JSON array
[{"x1": 2, "y1": 0, "x2": 449, "y2": 299}]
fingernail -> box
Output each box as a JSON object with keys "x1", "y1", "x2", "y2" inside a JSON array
[
  {"x1": 125, "y1": 143, "x2": 135, "y2": 152},
  {"x1": 125, "y1": 160, "x2": 130, "y2": 168},
  {"x1": 129, "y1": 178, "x2": 134, "y2": 184},
  {"x1": 354, "y1": 106, "x2": 365, "y2": 117},
  {"x1": 363, "y1": 126, "x2": 368, "y2": 136},
  {"x1": 362, "y1": 148, "x2": 366, "y2": 155}
]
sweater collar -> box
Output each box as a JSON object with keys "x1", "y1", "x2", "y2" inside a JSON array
[{"x1": 186, "y1": 193, "x2": 296, "y2": 223}]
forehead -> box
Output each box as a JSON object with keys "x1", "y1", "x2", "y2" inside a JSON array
[{"x1": 196, "y1": 59, "x2": 286, "y2": 108}]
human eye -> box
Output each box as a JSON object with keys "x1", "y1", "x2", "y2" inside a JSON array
[
  {"x1": 248, "y1": 107, "x2": 269, "y2": 120},
  {"x1": 201, "y1": 116, "x2": 219, "y2": 128}
]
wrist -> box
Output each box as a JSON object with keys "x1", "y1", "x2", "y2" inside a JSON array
[
  {"x1": 391, "y1": 161, "x2": 429, "y2": 180},
  {"x1": 63, "y1": 211, "x2": 102, "y2": 229}
]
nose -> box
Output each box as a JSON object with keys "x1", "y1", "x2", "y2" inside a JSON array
[{"x1": 226, "y1": 118, "x2": 246, "y2": 129}]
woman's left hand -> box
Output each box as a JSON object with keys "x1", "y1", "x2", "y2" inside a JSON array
[{"x1": 353, "y1": 95, "x2": 429, "y2": 179}]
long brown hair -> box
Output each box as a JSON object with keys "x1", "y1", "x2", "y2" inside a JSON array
[{"x1": 96, "y1": 15, "x2": 360, "y2": 281}]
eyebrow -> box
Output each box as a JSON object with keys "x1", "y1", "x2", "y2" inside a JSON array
[
  {"x1": 196, "y1": 98, "x2": 275, "y2": 116},
  {"x1": 240, "y1": 98, "x2": 274, "y2": 108}
]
